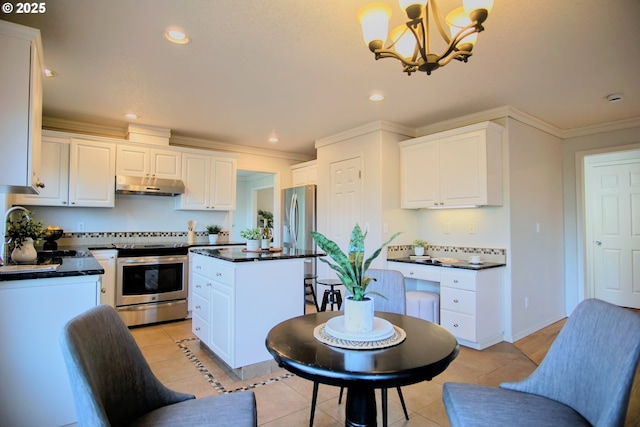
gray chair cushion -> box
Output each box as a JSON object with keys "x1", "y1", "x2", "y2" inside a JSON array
[
  {"x1": 442, "y1": 382, "x2": 591, "y2": 427},
  {"x1": 131, "y1": 391, "x2": 257, "y2": 427},
  {"x1": 365, "y1": 268, "x2": 406, "y2": 314}
]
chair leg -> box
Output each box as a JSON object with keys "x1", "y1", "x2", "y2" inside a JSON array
[
  {"x1": 338, "y1": 386, "x2": 344, "y2": 404},
  {"x1": 382, "y1": 388, "x2": 388, "y2": 427},
  {"x1": 310, "y1": 381, "x2": 319, "y2": 427},
  {"x1": 396, "y1": 386, "x2": 409, "y2": 420}
]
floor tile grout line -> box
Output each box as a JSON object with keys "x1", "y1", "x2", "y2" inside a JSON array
[{"x1": 176, "y1": 337, "x2": 295, "y2": 394}]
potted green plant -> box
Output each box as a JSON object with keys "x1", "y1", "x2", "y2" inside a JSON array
[
  {"x1": 206, "y1": 224, "x2": 222, "y2": 244},
  {"x1": 239, "y1": 227, "x2": 262, "y2": 251},
  {"x1": 6, "y1": 210, "x2": 44, "y2": 263},
  {"x1": 312, "y1": 224, "x2": 400, "y2": 332},
  {"x1": 412, "y1": 239, "x2": 428, "y2": 256}
]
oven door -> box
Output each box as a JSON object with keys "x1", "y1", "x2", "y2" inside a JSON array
[{"x1": 116, "y1": 255, "x2": 187, "y2": 306}]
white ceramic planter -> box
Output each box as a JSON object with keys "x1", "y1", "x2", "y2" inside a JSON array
[
  {"x1": 414, "y1": 247, "x2": 425, "y2": 256},
  {"x1": 11, "y1": 237, "x2": 37, "y2": 264},
  {"x1": 208, "y1": 234, "x2": 218, "y2": 244},
  {"x1": 246, "y1": 239, "x2": 260, "y2": 251},
  {"x1": 344, "y1": 296, "x2": 374, "y2": 333}
]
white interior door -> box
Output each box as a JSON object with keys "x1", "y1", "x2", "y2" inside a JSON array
[
  {"x1": 329, "y1": 156, "x2": 362, "y2": 254},
  {"x1": 585, "y1": 150, "x2": 640, "y2": 308}
]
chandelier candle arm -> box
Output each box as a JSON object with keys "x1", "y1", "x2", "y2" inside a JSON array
[{"x1": 358, "y1": 0, "x2": 494, "y2": 76}]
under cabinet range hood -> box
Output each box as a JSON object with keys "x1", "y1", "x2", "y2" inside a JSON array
[{"x1": 115, "y1": 175, "x2": 185, "y2": 196}]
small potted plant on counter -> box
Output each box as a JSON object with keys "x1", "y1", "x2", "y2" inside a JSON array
[
  {"x1": 206, "y1": 224, "x2": 222, "y2": 244},
  {"x1": 312, "y1": 224, "x2": 400, "y2": 333},
  {"x1": 240, "y1": 227, "x2": 263, "y2": 251},
  {"x1": 412, "y1": 239, "x2": 428, "y2": 256},
  {"x1": 6, "y1": 210, "x2": 44, "y2": 264}
]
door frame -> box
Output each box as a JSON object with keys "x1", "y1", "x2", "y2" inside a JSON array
[{"x1": 576, "y1": 143, "x2": 640, "y2": 304}]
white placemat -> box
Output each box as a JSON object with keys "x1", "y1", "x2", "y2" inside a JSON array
[{"x1": 314, "y1": 322, "x2": 406, "y2": 350}]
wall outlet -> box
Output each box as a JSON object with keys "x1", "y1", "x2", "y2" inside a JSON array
[
  {"x1": 444, "y1": 222, "x2": 451, "y2": 234},
  {"x1": 77, "y1": 222, "x2": 85, "y2": 232},
  {"x1": 468, "y1": 223, "x2": 476, "y2": 234}
]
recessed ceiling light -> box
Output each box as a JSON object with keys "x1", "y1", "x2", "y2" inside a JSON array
[
  {"x1": 369, "y1": 93, "x2": 384, "y2": 102},
  {"x1": 123, "y1": 113, "x2": 139, "y2": 120},
  {"x1": 163, "y1": 28, "x2": 190, "y2": 44},
  {"x1": 44, "y1": 68, "x2": 56, "y2": 77},
  {"x1": 268, "y1": 136, "x2": 279, "y2": 143}
]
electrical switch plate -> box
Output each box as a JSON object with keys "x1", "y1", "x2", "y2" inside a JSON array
[
  {"x1": 468, "y1": 223, "x2": 476, "y2": 234},
  {"x1": 444, "y1": 222, "x2": 451, "y2": 234},
  {"x1": 78, "y1": 222, "x2": 85, "y2": 232}
]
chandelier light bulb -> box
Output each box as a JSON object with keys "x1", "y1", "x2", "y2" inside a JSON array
[
  {"x1": 390, "y1": 25, "x2": 416, "y2": 58},
  {"x1": 358, "y1": 3, "x2": 392, "y2": 49},
  {"x1": 446, "y1": 7, "x2": 478, "y2": 45}
]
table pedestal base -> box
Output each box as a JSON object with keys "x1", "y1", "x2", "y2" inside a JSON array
[{"x1": 345, "y1": 387, "x2": 377, "y2": 427}]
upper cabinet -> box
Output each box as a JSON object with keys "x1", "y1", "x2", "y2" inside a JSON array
[
  {"x1": 400, "y1": 121, "x2": 504, "y2": 208},
  {"x1": 176, "y1": 152, "x2": 236, "y2": 211},
  {"x1": 291, "y1": 160, "x2": 317, "y2": 187},
  {"x1": 116, "y1": 144, "x2": 181, "y2": 180},
  {"x1": 0, "y1": 21, "x2": 43, "y2": 194},
  {"x1": 14, "y1": 137, "x2": 116, "y2": 207}
]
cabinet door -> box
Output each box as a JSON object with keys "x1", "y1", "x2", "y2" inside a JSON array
[
  {"x1": 210, "y1": 157, "x2": 236, "y2": 210},
  {"x1": 91, "y1": 250, "x2": 117, "y2": 307},
  {"x1": 116, "y1": 145, "x2": 149, "y2": 177},
  {"x1": 439, "y1": 131, "x2": 487, "y2": 206},
  {"x1": 150, "y1": 149, "x2": 181, "y2": 179},
  {"x1": 209, "y1": 281, "x2": 234, "y2": 365},
  {"x1": 69, "y1": 139, "x2": 116, "y2": 207},
  {"x1": 401, "y1": 140, "x2": 440, "y2": 208},
  {"x1": 176, "y1": 152, "x2": 210, "y2": 210},
  {"x1": 13, "y1": 137, "x2": 69, "y2": 206}
]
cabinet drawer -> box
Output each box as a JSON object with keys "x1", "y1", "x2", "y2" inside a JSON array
[
  {"x1": 441, "y1": 270, "x2": 476, "y2": 291},
  {"x1": 192, "y1": 255, "x2": 212, "y2": 277},
  {"x1": 441, "y1": 310, "x2": 476, "y2": 342},
  {"x1": 191, "y1": 292, "x2": 210, "y2": 319},
  {"x1": 191, "y1": 273, "x2": 209, "y2": 298},
  {"x1": 211, "y1": 262, "x2": 235, "y2": 286},
  {"x1": 388, "y1": 262, "x2": 441, "y2": 282},
  {"x1": 441, "y1": 286, "x2": 476, "y2": 315},
  {"x1": 191, "y1": 312, "x2": 209, "y2": 342}
]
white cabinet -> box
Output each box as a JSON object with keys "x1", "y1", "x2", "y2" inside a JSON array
[
  {"x1": 0, "y1": 275, "x2": 100, "y2": 426},
  {"x1": 439, "y1": 267, "x2": 503, "y2": 350},
  {"x1": 400, "y1": 121, "x2": 504, "y2": 208},
  {"x1": 0, "y1": 21, "x2": 43, "y2": 194},
  {"x1": 176, "y1": 152, "x2": 236, "y2": 211},
  {"x1": 13, "y1": 136, "x2": 70, "y2": 206},
  {"x1": 13, "y1": 137, "x2": 116, "y2": 207},
  {"x1": 91, "y1": 249, "x2": 117, "y2": 307},
  {"x1": 190, "y1": 253, "x2": 303, "y2": 370},
  {"x1": 116, "y1": 144, "x2": 182, "y2": 180},
  {"x1": 291, "y1": 160, "x2": 317, "y2": 186}
]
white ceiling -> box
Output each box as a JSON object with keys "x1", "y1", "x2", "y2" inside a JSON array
[{"x1": 3, "y1": 0, "x2": 639, "y2": 158}]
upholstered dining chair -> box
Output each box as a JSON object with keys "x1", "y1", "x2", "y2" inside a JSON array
[
  {"x1": 309, "y1": 268, "x2": 409, "y2": 427},
  {"x1": 443, "y1": 298, "x2": 640, "y2": 427},
  {"x1": 60, "y1": 305, "x2": 257, "y2": 427}
]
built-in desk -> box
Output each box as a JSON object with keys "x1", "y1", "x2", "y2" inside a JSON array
[{"x1": 387, "y1": 259, "x2": 505, "y2": 350}]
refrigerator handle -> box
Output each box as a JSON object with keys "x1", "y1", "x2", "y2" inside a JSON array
[{"x1": 290, "y1": 193, "x2": 298, "y2": 248}]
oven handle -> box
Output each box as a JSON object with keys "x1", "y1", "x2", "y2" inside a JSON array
[{"x1": 117, "y1": 255, "x2": 187, "y2": 266}]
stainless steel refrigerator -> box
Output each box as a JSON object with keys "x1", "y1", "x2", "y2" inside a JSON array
[{"x1": 282, "y1": 184, "x2": 317, "y2": 277}]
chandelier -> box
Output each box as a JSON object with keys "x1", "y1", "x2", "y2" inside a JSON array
[{"x1": 357, "y1": 0, "x2": 494, "y2": 75}]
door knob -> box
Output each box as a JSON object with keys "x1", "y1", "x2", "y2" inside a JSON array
[{"x1": 595, "y1": 240, "x2": 602, "y2": 246}]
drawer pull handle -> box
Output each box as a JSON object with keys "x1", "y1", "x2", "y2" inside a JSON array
[
  {"x1": 453, "y1": 279, "x2": 459, "y2": 283},
  {"x1": 195, "y1": 305, "x2": 201, "y2": 309},
  {"x1": 196, "y1": 284, "x2": 201, "y2": 288},
  {"x1": 216, "y1": 272, "x2": 222, "y2": 277},
  {"x1": 195, "y1": 327, "x2": 201, "y2": 331},
  {"x1": 410, "y1": 271, "x2": 414, "y2": 275},
  {"x1": 453, "y1": 323, "x2": 459, "y2": 328},
  {"x1": 196, "y1": 265, "x2": 201, "y2": 269},
  {"x1": 453, "y1": 299, "x2": 459, "y2": 303}
]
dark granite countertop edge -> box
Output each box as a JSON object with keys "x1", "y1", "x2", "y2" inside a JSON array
[
  {"x1": 388, "y1": 258, "x2": 506, "y2": 270},
  {"x1": 191, "y1": 248, "x2": 325, "y2": 263}
]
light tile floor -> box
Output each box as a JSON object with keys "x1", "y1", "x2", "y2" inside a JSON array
[{"x1": 129, "y1": 304, "x2": 639, "y2": 426}]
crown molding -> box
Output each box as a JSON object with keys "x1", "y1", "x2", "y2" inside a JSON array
[
  {"x1": 43, "y1": 117, "x2": 127, "y2": 139},
  {"x1": 315, "y1": 120, "x2": 415, "y2": 148}
]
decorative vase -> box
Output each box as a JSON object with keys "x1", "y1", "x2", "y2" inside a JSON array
[
  {"x1": 344, "y1": 296, "x2": 374, "y2": 333},
  {"x1": 11, "y1": 237, "x2": 38, "y2": 264},
  {"x1": 208, "y1": 234, "x2": 218, "y2": 244},
  {"x1": 246, "y1": 239, "x2": 260, "y2": 251},
  {"x1": 414, "y1": 247, "x2": 425, "y2": 256}
]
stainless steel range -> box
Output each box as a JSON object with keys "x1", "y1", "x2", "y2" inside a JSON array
[{"x1": 114, "y1": 243, "x2": 189, "y2": 326}]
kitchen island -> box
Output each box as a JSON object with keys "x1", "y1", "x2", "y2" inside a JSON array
[
  {"x1": 189, "y1": 247, "x2": 323, "y2": 379},
  {"x1": 0, "y1": 253, "x2": 103, "y2": 427}
]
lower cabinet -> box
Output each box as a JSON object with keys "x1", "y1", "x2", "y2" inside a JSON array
[
  {"x1": 0, "y1": 275, "x2": 100, "y2": 426},
  {"x1": 190, "y1": 253, "x2": 304, "y2": 368},
  {"x1": 90, "y1": 249, "x2": 117, "y2": 307}
]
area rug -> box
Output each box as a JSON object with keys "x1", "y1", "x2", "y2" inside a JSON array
[{"x1": 176, "y1": 337, "x2": 294, "y2": 394}]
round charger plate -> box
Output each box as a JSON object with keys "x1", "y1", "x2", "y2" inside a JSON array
[
  {"x1": 325, "y1": 316, "x2": 394, "y2": 341},
  {"x1": 314, "y1": 322, "x2": 406, "y2": 350}
]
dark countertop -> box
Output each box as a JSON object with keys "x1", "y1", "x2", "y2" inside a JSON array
[
  {"x1": 191, "y1": 247, "x2": 325, "y2": 263},
  {"x1": 0, "y1": 253, "x2": 105, "y2": 282},
  {"x1": 84, "y1": 242, "x2": 246, "y2": 251},
  {"x1": 388, "y1": 257, "x2": 505, "y2": 270}
]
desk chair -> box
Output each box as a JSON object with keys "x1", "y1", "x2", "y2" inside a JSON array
[
  {"x1": 60, "y1": 305, "x2": 257, "y2": 427},
  {"x1": 310, "y1": 269, "x2": 409, "y2": 427},
  {"x1": 443, "y1": 299, "x2": 640, "y2": 427}
]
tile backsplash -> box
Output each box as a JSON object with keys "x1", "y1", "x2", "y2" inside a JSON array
[
  {"x1": 387, "y1": 244, "x2": 506, "y2": 264},
  {"x1": 53, "y1": 230, "x2": 232, "y2": 248}
]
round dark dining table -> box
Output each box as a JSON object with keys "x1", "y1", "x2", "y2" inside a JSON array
[{"x1": 265, "y1": 311, "x2": 459, "y2": 427}]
